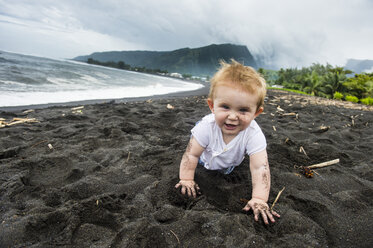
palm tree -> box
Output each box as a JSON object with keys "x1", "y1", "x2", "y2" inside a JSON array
[
  {"x1": 323, "y1": 67, "x2": 351, "y2": 97},
  {"x1": 303, "y1": 71, "x2": 325, "y2": 96}
]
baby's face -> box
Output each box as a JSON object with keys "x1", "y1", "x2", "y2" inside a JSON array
[{"x1": 208, "y1": 84, "x2": 262, "y2": 139}]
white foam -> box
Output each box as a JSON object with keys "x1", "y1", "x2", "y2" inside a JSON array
[
  {"x1": 94, "y1": 72, "x2": 111, "y2": 79},
  {"x1": 0, "y1": 80, "x2": 26, "y2": 86},
  {"x1": 0, "y1": 83, "x2": 203, "y2": 107},
  {"x1": 46, "y1": 77, "x2": 71, "y2": 85},
  {"x1": 80, "y1": 74, "x2": 100, "y2": 83}
]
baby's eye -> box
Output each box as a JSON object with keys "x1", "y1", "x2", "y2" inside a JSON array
[
  {"x1": 239, "y1": 108, "x2": 249, "y2": 112},
  {"x1": 222, "y1": 105, "x2": 229, "y2": 109}
]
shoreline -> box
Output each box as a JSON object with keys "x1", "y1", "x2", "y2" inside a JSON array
[
  {"x1": 2, "y1": 86, "x2": 373, "y2": 113},
  {"x1": 0, "y1": 81, "x2": 210, "y2": 112}
]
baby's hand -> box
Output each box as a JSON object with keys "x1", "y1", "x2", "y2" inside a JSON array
[
  {"x1": 243, "y1": 198, "x2": 280, "y2": 224},
  {"x1": 175, "y1": 180, "x2": 201, "y2": 198}
]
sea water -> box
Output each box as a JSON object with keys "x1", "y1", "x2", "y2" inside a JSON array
[{"x1": 0, "y1": 51, "x2": 204, "y2": 107}]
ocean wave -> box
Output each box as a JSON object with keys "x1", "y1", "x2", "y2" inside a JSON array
[
  {"x1": 0, "y1": 51, "x2": 204, "y2": 107},
  {"x1": 0, "y1": 83, "x2": 203, "y2": 107},
  {"x1": 0, "y1": 80, "x2": 25, "y2": 86}
]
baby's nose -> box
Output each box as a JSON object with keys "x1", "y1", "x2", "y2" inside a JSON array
[{"x1": 228, "y1": 111, "x2": 238, "y2": 120}]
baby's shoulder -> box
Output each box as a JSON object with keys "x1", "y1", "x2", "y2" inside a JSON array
[
  {"x1": 192, "y1": 114, "x2": 215, "y2": 133},
  {"x1": 248, "y1": 119, "x2": 260, "y2": 129},
  {"x1": 242, "y1": 120, "x2": 263, "y2": 137},
  {"x1": 201, "y1": 113, "x2": 215, "y2": 123}
]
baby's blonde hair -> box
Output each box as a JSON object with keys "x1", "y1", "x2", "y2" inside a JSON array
[{"x1": 209, "y1": 59, "x2": 267, "y2": 111}]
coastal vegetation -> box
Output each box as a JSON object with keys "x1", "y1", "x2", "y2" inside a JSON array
[{"x1": 260, "y1": 64, "x2": 373, "y2": 105}]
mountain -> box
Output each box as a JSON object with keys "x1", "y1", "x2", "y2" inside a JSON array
[
  {"x1": 73, "y1": 44, "x2": 257, "y2": 76},
  {"x1": 345, "y1": 59, "x2": 373, "y2": 74}
]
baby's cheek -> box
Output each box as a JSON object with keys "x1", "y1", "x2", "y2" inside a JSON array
[
  {"x1": 215, "y1": 113, "x2": 226, "y2": 122},
  {"x1": 240, "y1": 115, "x2": 251, "y2": 122}
]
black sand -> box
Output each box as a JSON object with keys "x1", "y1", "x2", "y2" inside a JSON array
[{"x1": 1, "y1": 90, "x2": 373, "y2": 247}]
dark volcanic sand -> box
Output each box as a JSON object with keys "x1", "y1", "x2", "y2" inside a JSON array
[{"x1": 1, "y1": 90, "x2": 373, "y2": 247}]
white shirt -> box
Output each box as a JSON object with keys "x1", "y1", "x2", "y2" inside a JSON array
[{"x1": 191, "y1": 113, "x2": 266, "y2": 171}]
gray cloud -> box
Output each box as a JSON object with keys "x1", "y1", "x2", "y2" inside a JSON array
[{"x1": 0, "y1": 0, "x2": 372, "y2": 68}]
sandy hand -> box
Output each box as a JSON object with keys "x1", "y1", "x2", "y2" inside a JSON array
[
  {"x1": 243, "y1": 198, "x2": 280, "y2": 224},
  {"x1": 175, "y1": 180, "x2": 201, "y2": 198}
]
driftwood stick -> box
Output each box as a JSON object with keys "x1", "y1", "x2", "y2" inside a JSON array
[
  {"x1": 277, "y1": 106, "x2": 284, "y2": 112},
  {"x1": 31, "y1": 139, "x2": 48, "y2": 148},
  {"x1": 12, "y1": 117, "x2": 38, "y2": 122},
  {"x1": 307, "y1": 159, "x2": 340, "y2": 169},
  {"x1": 270, "y1": 187, "x2": 285, "y2": 211},
  {"x1": 170, "y1": 229, "x2": 180, "y2": 245},
  {"x1": 6, "y1": 118, "x2": 39, "y2": 126},
  {"x1": 299, "y1": 146, "x2": 308, "y2": 157},
  {"x1": 71, "y1": 106, "x2": 84, "y2": 111},
  {"x1": 167, "y1": 104, "x2": 175, "y2": 109},
  {"x1": 22, "y1": 109, "x2": 34, "y2": 114},
  {"x1": 281, "y1": 112, "x2": 297, "y2": 116}
]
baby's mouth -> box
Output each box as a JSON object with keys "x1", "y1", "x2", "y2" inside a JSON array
[{"x1": 224, "y1": 123, "x2": 237, "y2": 130}]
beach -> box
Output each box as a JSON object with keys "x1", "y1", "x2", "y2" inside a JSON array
[{"x1": 1, "y1": 89, "x2": 373, "y2": 247}]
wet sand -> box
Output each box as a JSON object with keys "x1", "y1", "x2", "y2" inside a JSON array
[{"x1": 1, "y1": 89, "x2": 372, "y2": 247}]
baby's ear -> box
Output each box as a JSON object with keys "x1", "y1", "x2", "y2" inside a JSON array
[
  {"x1": 254, "y1": 107, "x2": 263, "y2": 118},
  {"x1": 207, "y1": 98, "x2": 214, "y2": 113}
]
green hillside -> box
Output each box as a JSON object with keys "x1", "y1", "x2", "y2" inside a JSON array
[{"x1": 73, "y1": 44, "x2": 257, "y2": 76}]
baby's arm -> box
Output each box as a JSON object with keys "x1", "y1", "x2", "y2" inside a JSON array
[
  {"x1": 243, "y1": 149, "x2": 280, "y2": 224},
  {"x1": 175, "y1": 136, "x2": 205, "y2": 198}
]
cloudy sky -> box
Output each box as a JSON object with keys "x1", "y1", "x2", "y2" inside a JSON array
[{"x1": 0, "y1": 0, "x2": 372, "y2": 68}]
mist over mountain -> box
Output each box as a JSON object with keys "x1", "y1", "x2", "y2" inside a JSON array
[
  {"x1": 345, "y1": 59, "x2": 373, "y2": 74},
  {"x1": 73, "y1": 44, "x2": 257, "y2": 76}
]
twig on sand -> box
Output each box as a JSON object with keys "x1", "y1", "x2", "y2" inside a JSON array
[
  {"x1": 22, "y1": 109, "x2": 34, "y2": 114},
  {"x1": 271, "y1": 187, "x2": 285, "y2": 211},
  {"x1": 170, "y1": 229, "x2": 180, "y2": 245},
  {"x1": 281, "y1": 112, "x2": 297, "y2": 116},
  {"x1": 0, "y1": 118, "x2": 5, "y2": 127},
  {"x1": 1, "y1": 117, "x2": 39, "y2": 127},
  {"x1": 299, "y1": 146, "x2": 309, "y2": 158},
  {"x1": 350, "y1": 115, "x2": 359, "y2": 127},
  {"x1": 71, "y1": 106, "x2": 84, "y2": 111},
  {"x1": 307, "y1": 159, "x2": 340, "y2": 169},
  {"x1": 71, "y1": 106, "x2": 84, "y2": 114},
  {"x1": 167, "y1": 104, "x2": 175, "y2": 109},
  {"x1": 320, "y1": 125, "x2": 329, "y2": 131},
  {"x1": 126, "y1": 152, "x2": 131, "y2": 162},
  {"x1": 277, "y1": 106, "x2": 284, "y2": 112},
  {"x1": 31, "y1": 140, "x2": 48, "y2": 148},
  {"x1": 280, "y1": 112, "x2": 299, "y2": 121}
]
